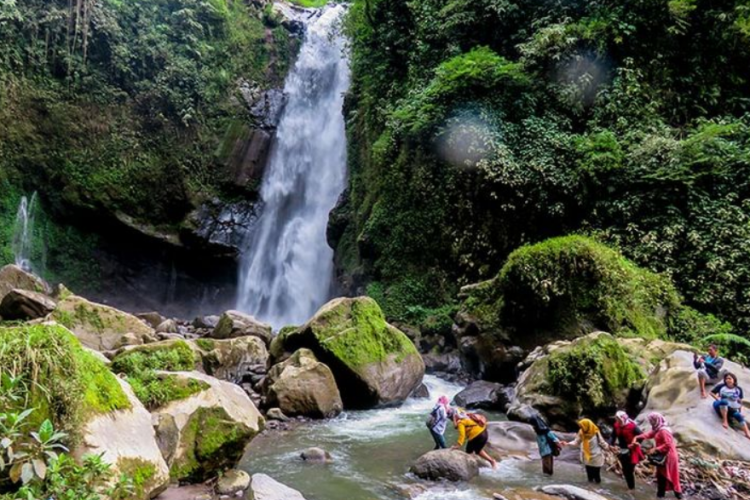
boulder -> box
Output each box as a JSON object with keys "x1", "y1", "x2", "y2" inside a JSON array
[
  {"x1": 453, "y1": 381, "x2": 506, "y2": 410},
  {"x1": 539, "y1": 484, "x2": 611, "y2": 500},
  {"x1": 151, "y1": 371, "x2": 264, "y2": 482},
  {"x1": 52, "y1": 286, "x2": 155, "y2": 351},
  {"x1": 216, "y1": 469, "x2": 251, "y2": 495},
  {"x1": 300, "y1": 447, "x2": 332, "y2": 463},
  {"x1": 410, "y1": 383, "x2": 430, "y2": 399},
  {"x1": 0, "y1": 288, "x2": 56, "y2": 320},
  {"x1": 507, "y1": 332, "x2": 649, "y2": 428},
  {"x1": 637, "y1": 350, "x2": 750, "y2": 461},
  {"x1": 193, "y1": 315, "x2": 220, "y2": 329},
  {"x1": 196, "y1": 336, "x2": 269, "y2": 382},
  {"x1": 485, "y1": 422, "x2": 577, "y2": 462},
  {"x1": 247, "y1": 473, "x2": 306, "y2": 500},
  {"x1": 264, "y1": 348, "x2": 343, "y2": 418},
  {"x1": 211, "y1": 310, "x2": 272, "y2": 345},
  {"x1": 422, "y1": 351, "x2": 464, "y2": 375},
  {"x1": 410, "y1": 449, "x2": 481, "y2": 482},
  {"x1": 277, "y1": 297, "x2": 425, "y2": 408},
  {"x1": 0, "y1": 264, "x2": 50, "y2": 300},
  {"x1": 266, "y1": 408, "x2": 290, "y2": 422},
  {"x1": 138, "y1": 312, "x2": 167, "y2": 329},
  {"x1": 75, "y1": 378, "x2": 170, "y2": 499},
  {"x1": 156, "y1": 319, "x2": 179, "y2": 334}
]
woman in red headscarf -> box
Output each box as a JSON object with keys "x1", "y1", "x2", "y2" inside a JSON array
[{"x1": 633, "y1": 412, "x2": 682, "y2": 499}]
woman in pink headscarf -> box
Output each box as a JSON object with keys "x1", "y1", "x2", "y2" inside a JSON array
[
  {"x1": 426, "y1": 395, "x2": 451, "y2": 449},
  {"x1": 632, "y1": 412, "x2": 682, "y2": 499}
]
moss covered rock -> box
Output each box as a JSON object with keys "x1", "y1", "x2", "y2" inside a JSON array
[
  {"x1": 151, "y1": 372, "x2": 264, "y2": 482},
  {"x1": 52, "y1": 286, "x2": 156, "y2": 351},
  {"x1": 211, "y1": 310, "x2": 272, "y2": 346},
  {"x1": 0, "y1": 322, "x2": 130, "y2": 435},
  {"x1": 197, "y1": 336, "x2": 269, "y2": 381},
  {"x1": 264, "y1": 348, "x2": 343, "y2": 418},
  {"x1": 279, "y1": 297, "x2": 425, "y2": 408},
  {"x1": 459, "y1": 236, "x2": 681, "y2": 347},
  {"x1": 507, "y1": 332, "x2": 647, "y2": 428}
]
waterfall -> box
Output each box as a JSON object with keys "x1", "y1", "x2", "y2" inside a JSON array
[
  {"x1": 12, "y1": 192, "x2": 38, "y2": 272},
  {"x1": 236, "y1": 5, "x2": 350, "y2": 330}
]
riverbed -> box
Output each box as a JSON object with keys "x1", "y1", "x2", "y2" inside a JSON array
[{"x1": 240, "y1": 376, "x2": 654, "y2": 500}]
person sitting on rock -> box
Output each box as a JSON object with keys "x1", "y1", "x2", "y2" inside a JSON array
[
  {"x1": 711, "y1": 372, "x2": 750, "y2": 440},
  {"x1": 694, "y1": 344, "x2": 725, "y2": 399},
  {"x1": 451, "y1": 411, "x2": 498, "y2": 469},
  {"x1": 609, "y1": 410, "x2": 645, "y2": 490},
  {"x1": 530, "y1": 413, "x2": 561, "y2": 476},
  {"x1": 427, "y1": 395, "x2": 451, "y2": 449},
  {"x1": 633, "y1": 412, "x2": 682, "y2": 499},
  {"x1": 562, "y1": 418, "x2": 607, "y2": 484}
]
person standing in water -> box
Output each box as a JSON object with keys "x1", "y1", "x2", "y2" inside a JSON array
[
  {"x1": 426, "y1": 396, "x2": 451, "y2": 449},
  {"x1": 451, "y1": 411, "x2": 498, "y2": 469},
  {"x1": 633, "y1": 412, "x2": 683, "y2": 499},
  {"x1": 609, "y1": 410, "x2": 644, "y2": 490},
  {"x1": 563, "y1": 418, "x2": 607, "y2": 483},
  {"x1": 531, "y1": 413, "x2": 561, "y2": 476}
]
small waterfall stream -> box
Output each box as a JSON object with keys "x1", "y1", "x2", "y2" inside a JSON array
[
  {"x1": 236, "y1": 5, "x2": 350, "y2": 329},
  {"x1": 12, "y1": 192, "x2": 38, "y2": 272}
]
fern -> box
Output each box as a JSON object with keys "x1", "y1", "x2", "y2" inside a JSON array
[{"x1": 702, "y1": 333, "x2": 750, "y2": 349}]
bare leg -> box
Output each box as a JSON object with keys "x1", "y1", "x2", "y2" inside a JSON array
[
  {"x1": 699, "y1": 376, "x2": 707, "y2": 398},
  {"x1": 478, "y1": 450, "x2": 497, "y2": 469},
  {"x1": 742, "y1": 422, "x2": 750, "y2": 440},
  {"x1": 720, "y1": 407, "x2": 729, "y2": 429}
]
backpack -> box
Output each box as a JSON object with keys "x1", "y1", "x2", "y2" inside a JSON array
[
  {"x1": 467, "y1": 412, "x2": 488, "y2": 427},
  {"x1": 425, "y1": 407, "x2": 439, "y2": 429},
  {"x1": 546, "y1": 432, "x2": 562, "y2": 457}
]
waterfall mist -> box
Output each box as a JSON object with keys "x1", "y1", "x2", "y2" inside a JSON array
[
  {"x1": 236, "y1": 5, "x2": 350, "y2": 330},
  {"x1": 13, "y1": 192, "x2": 38, "y2": 273}
]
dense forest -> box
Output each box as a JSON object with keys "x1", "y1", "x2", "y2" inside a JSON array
[
  {"x1": 332, "y1": 0, "x2": 750, "y2": 339},
  {"x1": 0, "y1": 0, "x2": 294, "y2": 289}
]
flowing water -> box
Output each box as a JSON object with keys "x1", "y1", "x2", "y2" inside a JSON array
[
  {"x1": 236, "y1": 5, "x2": 350, "y2": 330},
  {"x1": 12, "y1": 192, "x2": 38, "y2": 272},
  {"x1": 241, "y1": 375, "x2": 652, "y2": 500}
]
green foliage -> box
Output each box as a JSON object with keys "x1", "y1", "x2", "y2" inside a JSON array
[
  {"x1": 547, "y1": 334, "x2": 645, "y2": 411},
  {"x1": 0, "y1": 324, "x2": 130, "y2": 438},
  {"x1": 127, "y1": 374, "x2": 208, "y2": 411},
  {"x1": 497, "y1": 235, "x2": 680, "y2": 339}
]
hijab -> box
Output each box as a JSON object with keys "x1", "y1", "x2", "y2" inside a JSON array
[
  {"x1": 437, "y1": 395, "x2": 450, "y2": 407},
  {"x1": 578, "y1": 419, "x2": 600, "y2": 462},
  {"x1": 648, "y1": 412, "x2": 669, "y2": 432},
  {"x1": 531, "y1": 414, "x2": 551, "y2": 436},
  {"x1": 615, "y1": 411, "x2": 634, "y2": 426}
]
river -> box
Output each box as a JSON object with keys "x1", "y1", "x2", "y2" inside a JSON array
[{"x1": 240, "y1": 375, "x2": 650, "y2": 500}]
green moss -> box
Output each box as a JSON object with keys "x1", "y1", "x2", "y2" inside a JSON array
[
  {"x1": 111, "y1": 340, "x2": 197, "y2": 374},
  {"x1": 117, "y1": 458, "x2": 158, "y2": 500},
  {"x1": 127, "y1": 373, "x2": 209, "y2": 410},
  {"x1": 494, "y1": 235, "x2": 680, "y2": 341},
  {"x1": 546, "y1": 334, "x2": 645, "y2": 412},
  {"x1": 306, "y1": 297, "x2": 418, "y2": 368},
  {"x1": 170, "y1": 407, "x2": 256, "y2": 482},
  {"x1": 0, "y1": 324, "x2": 130, "y2": 438},
  {"x1": 195, "y1": 338, "x2": 215, "y2": 351}
]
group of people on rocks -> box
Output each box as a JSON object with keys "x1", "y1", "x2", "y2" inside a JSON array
[{"x1": 426, "y1": 344, "x2": 748, "y2": 499}]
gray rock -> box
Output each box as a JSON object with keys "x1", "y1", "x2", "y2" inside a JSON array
[
  {"x1": 300, "y1": 447, "x2": 331, "y2": 463},
  {"x1": 0, "y1": 288, "x2": 56, "y2": 320},
  {"x1": 0, "y1": 264, "x2": 51, "y2": 300},
  {"x1": 249, "y1": 89, "x2": 287, "y2": 129},
  {"x1": 137, "y1": 312, "x2": 167, "y2": 329},
  {"x1": 183, "y1": 200, "x2": 258, "y2": 259},
  {"x1": 453, "y1": 380, "x2": 505, "y2": 409},
  {"x1": 410, "y1": 383, "x2": 430, "y2": 399},
  {"x1": 211, "y1": 311, "x2": 272, "y2": 346},
  {"x1": 194, "y1": 315, "x2": 220, "y2": 329},
  {"x1": 540, "y1": 484, "x2": 611, "y2": 500},
  {"x1": 216, "y1": 469, "x2": 250, "y2": 495},
  {"x1": 266, "y1": 408, "x2": 290, "y2": 422},
  {"x1": 422, "y1": 351, "x2": 464, "y2": 374},
  {"x1": 247, "y1": 473, "x2": 306, "y2": 500},
  {"x1": 409, "y1": 449, "x2": 481, "y2": 482},
  {"x1": 156, "y1": 319, "x2": 179, "y2": 334}
]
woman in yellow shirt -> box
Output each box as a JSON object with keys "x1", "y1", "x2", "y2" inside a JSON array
[{"x1": 451, "y1": 412, "x2": 497, "y2": 468}]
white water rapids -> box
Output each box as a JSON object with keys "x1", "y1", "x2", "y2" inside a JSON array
[{"x1": 236, "y1": 5, "x2": 350, "y2": 329}]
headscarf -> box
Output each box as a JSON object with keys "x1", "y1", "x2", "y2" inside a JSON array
[
  {"x1": 578, "y1": 419, "x2": 600, "y2": 462},
  {"x1": 437, "y1": 395, "x2": 450, "y2": 407},
  {"x1": 531, "y1": 414, "x2": 550, "y2": 436},
  {"x1": 615, "y1": 410, "x2": 634, "y2": 426},
  {"x1": 648, "y1": 412, "x2": 669, "y2": 432}
]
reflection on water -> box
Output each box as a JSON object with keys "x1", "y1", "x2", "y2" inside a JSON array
[{"x1": 240, "y1": 375, "x2": 652, "y2": 500}]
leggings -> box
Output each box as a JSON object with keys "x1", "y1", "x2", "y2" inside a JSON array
[
  {"x1": 586, "y1": 466, "x2": 601, "y2": 484},
  {"x1": 542, "y1": 454, "x2": 554, "y2": 475},
  {"x1": 430, "y1": 429, "x2": 446, "y2": 449},
  {"x1": 657, "y1": 474, "x2": 683, "y2": 499},
  {"x1": 619, "y1": 454, "x2": 636, "y2": 489}
]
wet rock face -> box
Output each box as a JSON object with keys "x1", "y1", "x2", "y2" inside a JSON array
[
  {"x1": 410, "y1": 449, "x2": 481, "y2": 482},
  {"x1": 182, "y1": 199, "x2": 259, "y2": 259},
  {"x1": 249, "y1": 88, "x2": 287, "y2": 130}
]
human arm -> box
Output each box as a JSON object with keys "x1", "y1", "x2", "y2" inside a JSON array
[
  {"x1": 632, "y1": 429, "x2": 656, "y2": 446},
  {"x1": 693, "y1": 353, "x2": 704, "y2": 370},
  {"x1": 652, "y1": 429, "x2": 674, "y2": 454},
  {"x1": 710, "y1": 383, "x2": 724, "y2": 402},
  {"x1": 453, "y1": 422, "x2": 466, "y2": 448}
]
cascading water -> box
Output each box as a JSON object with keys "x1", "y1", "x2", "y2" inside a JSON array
[
  {"x1": 236, "y1": 5, "x2": 350, "y2": 329},
  {"x1": 12, "y1": 192, "x2": 38, "y2": 272}
]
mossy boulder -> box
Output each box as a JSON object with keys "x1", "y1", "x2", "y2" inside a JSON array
[
  {"x1": 278, "y1": 297, "x2": 425, "y2": 408},
  {"x1": 0, "y1": 322, "x2": 131, "y2": 435},
  {"x1": 507, "y1": 332, "x2": 647, "y2": 428},
  {"x1": 52, "y1": 286, "x2": 156, "y2": 351},
  {"x1": 151, "y1": 372, "x2": 264, "y2": 482},
  {"x1": 263, "y1": 348, "x2": 343, "y2": 418},
  {"x1": 211, "y1": 310, "x2": 272, "y2": 346},
  {"x1": 196, "y1": 336, "x2": 269, "y2": 381},
  {"x1": 459, "y1": 236, "x2": 681, "y2": 348}
]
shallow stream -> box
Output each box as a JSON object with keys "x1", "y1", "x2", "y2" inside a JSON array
[{"x1": 240, "y1": 376, "x2": 653, "y2": 500}]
